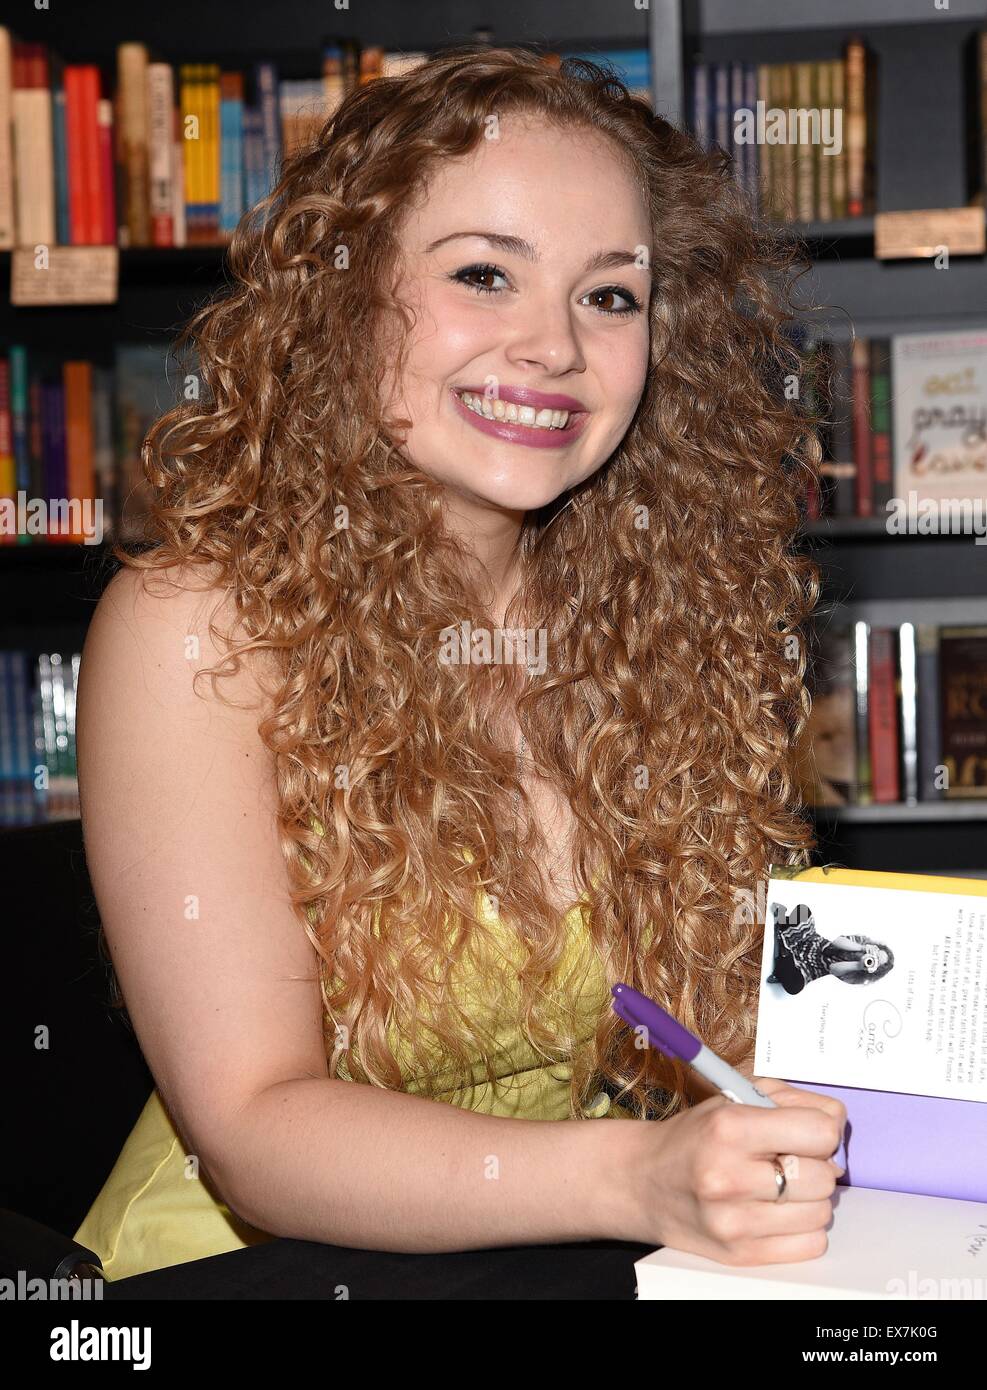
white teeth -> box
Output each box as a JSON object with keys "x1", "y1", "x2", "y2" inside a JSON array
[{"x1": 456, "y1": 391, "x2": 571, "y2": 430}]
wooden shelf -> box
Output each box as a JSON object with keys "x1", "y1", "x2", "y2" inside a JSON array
[
  {"x1": 800, "y1": 517, "x2": 986, "y2": 541},
  {"x1": 810, "y1": 801, "x2": 987, "y2": 823}
]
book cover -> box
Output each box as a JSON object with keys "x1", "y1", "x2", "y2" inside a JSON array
[
  {"x1": 892, "y1": 328, "x2": 987, "y2": 513},
  {"x1": 755, "y1": 867, "x2": 987, "y2": 1104}
]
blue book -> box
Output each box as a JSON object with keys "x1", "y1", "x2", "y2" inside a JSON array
[
  {"x1": 243, "y1": 107, "x2": 265, "y2": 212},
  {"x1": 51, "y1": 72, "x2": 71, "y2": 246},
  {"x1": 9, "y1": 345, "x2": 30, "y2": 495},
  {"x1": 220, "y1": 84, "x2": 244, "y2": 236},
  {"x1": 7, "y1": 650, "x2": 34, "y2": 779}
]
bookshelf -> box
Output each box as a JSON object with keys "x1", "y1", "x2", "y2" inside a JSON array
[{"x1": 0, "y1": 1, "x2": 985, "y2": 869}]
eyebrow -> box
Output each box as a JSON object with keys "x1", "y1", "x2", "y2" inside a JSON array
[{"x1": 424, "y1": 230, "x2": 652, "y2": 276}]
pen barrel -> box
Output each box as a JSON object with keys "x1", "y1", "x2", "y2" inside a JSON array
[{"x1": 693, "y1": 1045, "x2": 777, "y2": 1107}]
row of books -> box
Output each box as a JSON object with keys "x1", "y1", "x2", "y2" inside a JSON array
[
  {"x1": 0, "y1": 648, "x2": 80, "y2": 826},
  {"x1": 689, "y1": 40, "x2": 874, "y2": 223},
  {"x1": 0, "y1": 342, "x2": 178, "y2": 543},
  {"x1": 798, "y1": 325, "x2": 987, "y2": 522},
  {"x1": 796, "y1": 622, "x2": 987, "y2": 806},
  {"x1": 0, "y1": 32, "x2": 650, "y2": 250}
]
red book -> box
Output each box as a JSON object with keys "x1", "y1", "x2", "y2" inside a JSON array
[
  {"x1": 868, "y1": 627, "x2": 900, "y2": 802},
  {"x1": 851, "y1": 336, "x2": 872, "y2": 517},
  {"x1": 65, "y1": 66, "x2": 102, "y2": 243}
]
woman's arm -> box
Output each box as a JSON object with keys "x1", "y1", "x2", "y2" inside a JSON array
[
  {"x1": 77, "y1": 565, "x2": 623, "y2": 1254},
  {"x1": 831, "y1": 934, "x2": 871, "y2": 949},
  {"x1": 829, "y1": 960, "x2": 863, "y2": 978}
]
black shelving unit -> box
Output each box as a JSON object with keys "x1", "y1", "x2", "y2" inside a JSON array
[{"x1": 2, "y1": 0, "x2": 986, "y2": 866}]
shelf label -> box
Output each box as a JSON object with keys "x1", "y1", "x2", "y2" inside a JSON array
[
  {"x1": 874, "y1": 208, "x2": 985, "y2": 260},
  {"x1": 10, "y1": 246, "x2": 119, "y2": 305}
]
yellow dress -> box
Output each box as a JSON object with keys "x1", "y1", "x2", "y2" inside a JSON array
[{"x1": 74, "y1": 864, "x2": 629, "y2": 1281}]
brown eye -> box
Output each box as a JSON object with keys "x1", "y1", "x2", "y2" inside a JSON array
[
  {"x1": 583, "y1": 286, "x2": 642, "y2": 317},
  {"x1": 450, "y1": 264, "x2": 508, "y2": 296}
]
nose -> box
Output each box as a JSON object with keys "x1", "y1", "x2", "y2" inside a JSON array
[{"x1": 503, "y1": 294, "x2": 585, "y2": 377}]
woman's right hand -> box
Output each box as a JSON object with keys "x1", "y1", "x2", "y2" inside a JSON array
[{"x1": 607, "y1": 1078, "x2": 847, "y2": 1265}]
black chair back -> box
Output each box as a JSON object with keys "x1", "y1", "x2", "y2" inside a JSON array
[{"x1": 1, "y1": 818, "x2": 152, "y2": 1236}]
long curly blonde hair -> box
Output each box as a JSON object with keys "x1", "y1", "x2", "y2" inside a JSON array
[{"x1": 113, "y1": 45, "x2": 822, "y2": 1121}]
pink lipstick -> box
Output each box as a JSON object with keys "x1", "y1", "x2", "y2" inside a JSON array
[{"x1": 449, "y1": 385, "x2": 589, "y2": 449}]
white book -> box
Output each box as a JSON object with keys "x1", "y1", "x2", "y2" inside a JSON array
[
  {"x1": 891, "y1": 329, "x2": 987, "y2": 512},
  {"x1": 12, "y1": 66, "x2": 55, "y2": 247},
  {"x1": 146, "y1": 64, "x2": 174, "y2": 246},
  {"x1": 636, "y1": 1186, "x2": 987, "y2": 1300}
]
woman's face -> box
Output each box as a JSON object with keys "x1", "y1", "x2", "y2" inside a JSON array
[{"x1": 381, "y1": 115, "x2": 653, "y2": 515}]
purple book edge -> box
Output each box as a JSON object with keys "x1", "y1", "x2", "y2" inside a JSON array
[{"x1": 789, "y1": 1080, "x2": 987, "y2": 1204}]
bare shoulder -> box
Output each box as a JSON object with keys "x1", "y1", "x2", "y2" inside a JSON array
[{"x1": 84, "y1": 557, "x2": 278, "y2": 722}]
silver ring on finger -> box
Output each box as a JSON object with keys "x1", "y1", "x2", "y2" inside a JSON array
[{"x1": 771, "y1": 1156, "x2": 788, "y2": 1202}]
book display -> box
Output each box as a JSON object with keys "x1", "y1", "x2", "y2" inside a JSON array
[{"x1": 0, "y1": 0, "x2": 984, "y2": 875}]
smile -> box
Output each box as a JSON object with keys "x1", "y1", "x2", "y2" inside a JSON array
[{"x1": 450, "y1": 388, "x2": 589, "y2": 448}]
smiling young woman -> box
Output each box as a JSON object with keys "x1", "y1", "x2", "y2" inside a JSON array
[{"x1": 73, "y1": 46, "x2": 845, "y2": 1282}]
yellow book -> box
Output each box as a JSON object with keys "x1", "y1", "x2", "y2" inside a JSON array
[{"x1": 204, "y1": 64, "x2": 220, "y2": 240}]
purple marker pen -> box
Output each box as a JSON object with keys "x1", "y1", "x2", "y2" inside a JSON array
[
  {"x1": 612, "y1": 982, "x2": 775, "y2": 1106},
  {"x1": 611, "y1": 983, "x2": 848, "y2": 1168}
]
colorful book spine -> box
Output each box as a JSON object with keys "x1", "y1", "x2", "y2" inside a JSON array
[
  {"x1": 916, "y1": 624, "x2": 943, "y2": 801},
  {"x1": 12, "y1": 41, "x2": 55, "y2": 246},
  {"x1": 203, "y1": 63, "x2": 220, "y2": 241},
  {"x1": 898, "y1": 623, "x2": 919, "y2": 805},
  {"x1": 829, "y1": 59, "x2": 848, "y2": 219},
  {"x1": 851, "y1": 337, "x2": 873, "y2": 517},
  {"x1": 50, "y1": 52, "x2": 70, "y2": 244},
  {"x1": 116, "y1": 41, "x2": 150, "y2": 247},
  {"x1": 9, "y1": 344, "x2": 30, "y2": 498},
  {"x1": 147, "y1": 61, "x2": 175, "y2": 247},
  {"x1": 853, "y1": 621, "x2": 872, "y2": 805},
  {"x1": 845, "y1": 38, "x2": 868, "y2": 217},
  {"x1": 794, "y1": 62, "x2": 815, "y2": 222},
  {"x1": 869, "y1": 338, "x2": 893, "y2": 514},
  {"x1": 940, "y1": 627, "x2": 987, "y2": 797},
  {"x1": 220, "y1": 71, "x2": 244, "y2": 238},
  {"x1": 868, "y1": 628, "x2": 901, "y2": 803},
  {"x1": 815, "y1": 60, "x2": 833, "y2": 223},
  {"x1": 63, "y1": 360, "x2": 94, "y2": 542},
  {"x1": 255, "y1": 62, "x2": 280, "y2": 200}
]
